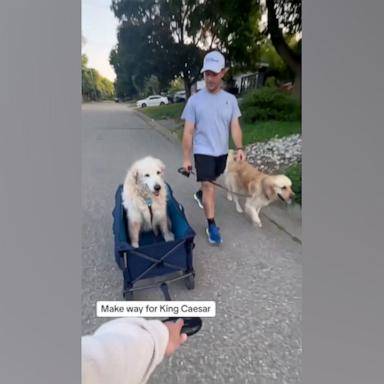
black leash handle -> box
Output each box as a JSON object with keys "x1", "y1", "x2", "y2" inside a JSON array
[
  {"x1": 160, "y1": 282, "x2": 202, "y2": 336},
  {"x1": 177, "y1": 166, "x2": 194, "y2": 178}
]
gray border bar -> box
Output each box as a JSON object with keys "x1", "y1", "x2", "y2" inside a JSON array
[
  {"x1": 304, "y1": 1, "x2": 384, "y2": 383},
  {"x1": 0, "y1": 1, "x2": 81, "y2": 383}
]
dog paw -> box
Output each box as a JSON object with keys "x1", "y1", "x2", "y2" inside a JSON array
[
  {"x1": 164, "y1": 232, "x2": 175, "y2": 242},
  {"x1": 253, "y1": 221, "x2": 262, "y2": 228},
  {"x1": 131, "y1": 242, "x2": 139, "y2": 248},
  {"x1": 227, "y1": 194, "x2": 233, "y2": 201},
  {"x1": 236, "y1": 205, "x2": 243, "y2": 213}
]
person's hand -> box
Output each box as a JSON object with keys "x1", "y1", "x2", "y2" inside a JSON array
[
  {"x1": 235, "y1": 148, "x2": 245, "y2": 162},
  {"x1": 164, "y1": 319, "x2": 188, "y2": 357},
  {"x1": 182, "y1": 159, "x2": 192, "y2": 175}
]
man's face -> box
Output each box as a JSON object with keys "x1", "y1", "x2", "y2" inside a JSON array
[{"x1": 203, "y1": 69, "x2": 225, "y2": 92}]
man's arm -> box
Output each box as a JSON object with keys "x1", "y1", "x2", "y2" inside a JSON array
[
  {"x1": 230, "y1": 118, "x2": 245, "y2": 161},
  {"x1": 182, "y1": 121, "x2": 195, "y2": 171},
  {"x1": 81, "y1": 318, "x2": 169, "y2": 384},
  {"x1": 81, "y1": 318, "x2": 187, "y2": 384}
]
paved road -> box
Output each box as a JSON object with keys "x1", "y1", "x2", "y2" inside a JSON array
[{"x1": 82, "y1": 102, "x2": 302, "y2": 384}]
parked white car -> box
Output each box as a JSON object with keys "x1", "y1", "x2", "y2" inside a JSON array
[
  {"x1": 136, "y1": 95, "x2": 169, "y2": 108},
  {"x1": 173, "y1": 90, "x2": 186, "y2": 103}
]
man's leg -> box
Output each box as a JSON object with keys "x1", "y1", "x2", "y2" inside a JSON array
[
  {"x1": 194, "y1": 154, "x2": 223, "y2": 244},
  {"x1": 201, "y1": 181, "x2": 216, "y2": 220},
  {"x1": 202, "y1": 181, "x2": 222, "y2": 244}
]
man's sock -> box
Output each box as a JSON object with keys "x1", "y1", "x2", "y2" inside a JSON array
[{"x1": 207, "y1": 218, "x2": 216, "y2": 226}]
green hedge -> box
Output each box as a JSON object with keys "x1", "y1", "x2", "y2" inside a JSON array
[
  {"x1": 240, "y1": 87, "x2": 301, "y2": 123},
  {"x1": 285, "y1": 163, "x2": 302, "y2": 205}
]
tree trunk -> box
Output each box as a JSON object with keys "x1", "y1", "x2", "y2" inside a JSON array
[
  {"x1": 183, "y1": 75, "x2": 192, "y2": 99},
  {"x1": 266, "y1": 0, "x2": 301, "y2": 101},
  {"x1": 293, "y1": 67, "x2": 301, "y2": 100}
]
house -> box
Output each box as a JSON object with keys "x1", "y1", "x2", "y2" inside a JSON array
[{"x1": 232, "y1": 62, "x2": 269, "y2": 94}]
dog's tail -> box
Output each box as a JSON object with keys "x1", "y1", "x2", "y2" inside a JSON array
[{"x1": 224, "y1": 149, "x2": 236, "y2": 174}]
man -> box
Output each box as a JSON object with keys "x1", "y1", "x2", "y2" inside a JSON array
[{"x1": 181, "y1": 50, "x2": 245, "y2": 245}]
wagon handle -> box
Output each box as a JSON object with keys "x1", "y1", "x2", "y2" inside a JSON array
[
  {"x1": 160, "y1": 285, "x2": 203, "y2": 336},
  {"x1": 160, "y1": 282, "x2": 172, "y2": 301}
]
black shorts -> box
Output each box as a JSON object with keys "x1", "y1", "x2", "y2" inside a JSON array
[{"x1": 194, "y1": 154, "x2": 228, "y2": 182}]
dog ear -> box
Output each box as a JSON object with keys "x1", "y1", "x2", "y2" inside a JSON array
[
  {"x1": 262, "y1": 177, "x2": 276, "y2": 200},
  {"x1": 128, "y1": 165, "x2": 139, "y2": 184},
  {"x1": 157, "y1": 159, "x2": 166, "y2": 174}
]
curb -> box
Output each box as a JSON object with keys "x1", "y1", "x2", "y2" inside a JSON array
[
  {"x1": 134, "y1": 109, "x2": 181, "y2": 146},
  {"x1": 133, "y1": 109, "x2": 302, "y2": 244},
  {"x1": 263, "y1": 202, "x2": 302, "y2": 244}
]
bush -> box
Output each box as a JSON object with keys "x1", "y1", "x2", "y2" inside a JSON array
[
  {"x1": 285, "y1": 163, "x2": 302, "y2": 205},
  {"x1": 241, "y1": 87, "x2": 301, "y2": 123},
  {"x1": 264, "y1": 76, "x2": 278, "y2": 88}
]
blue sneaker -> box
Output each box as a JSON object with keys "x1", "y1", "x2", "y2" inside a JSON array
[
  {"x1": 206, "y1": 223, "x2": 223, "y2": 245},
  {"x1": 193, "y1": 190, "x2": 204, "y2": 209}
]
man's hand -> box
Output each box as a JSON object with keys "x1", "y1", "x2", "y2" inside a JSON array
[
  {"x1": 182, "y1": 159, "x2": 192, "y2": 174},
  {"x1": 164, "y1": 319, "x2": 188, "y2": 357},
  {"x1": 235, "y1": 149, "x2": 245, "y2": 162}
]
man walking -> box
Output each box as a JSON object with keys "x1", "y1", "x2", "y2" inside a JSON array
[{"x1": 181, "y1": 50, "x2": 245, "y2": 245}]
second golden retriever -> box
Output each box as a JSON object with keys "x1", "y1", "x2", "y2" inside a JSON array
[{"x1": 224, "y1": 150, "x2": 295, "y2": 227}]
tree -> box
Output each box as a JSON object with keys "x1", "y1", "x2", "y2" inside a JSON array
[
  {"x1": 259, "y1": 35, "x2": 300, "y2": 84},
  {"x1": 197, "y1": 0, "x2": 262, "y2": 72},
  {"x1": 110, "y1": 0, "x2": 206, "y2": 97},
  {"x1": 110, "y1": 0, "x2": 302, "y2": 98},
  {"x1": 82, "y1": 54, "x2": 115, "y2": 101},
  {"x1": 194, "y1": 0, "x2": 301, "y2": 97},
  {"x1": 265, "y1": 0, "x2": 301, "y2": 99},
  {"x1": 143, "y1": 75, "x2": 160, "y2": 96}
]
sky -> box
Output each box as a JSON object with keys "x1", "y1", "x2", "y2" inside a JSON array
[{"x1": 81, "y1": 0, "x2": 118, "y2": 81}]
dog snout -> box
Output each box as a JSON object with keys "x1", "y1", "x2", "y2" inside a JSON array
[
  {"x1": 287, "y1": 192, "x2": 295, "y2": 204},
  {"x1": 154, "y1": 184, "x2": 161, "y2": 192}
]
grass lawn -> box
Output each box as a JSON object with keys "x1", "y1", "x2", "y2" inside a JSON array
[
  {"x1": 138, "y1": 103, "x2": 185, "y2": 120},
  {"x1": 240, "y1": 120, "x2": 301, "y2": 145},
  {"x1": 139, "y1": 105, "x2": 301, "y2": 144}
]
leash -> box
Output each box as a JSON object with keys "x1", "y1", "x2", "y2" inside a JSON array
[
  {"x1": 177, "y1": 167, "x2": 253, "y2": 198},
  {"x1": 143, "y1": 197, "x2": 154, "y2": 224},
  {"x1": 143, "y1": 184, "x2": 171, "y2": 226}
]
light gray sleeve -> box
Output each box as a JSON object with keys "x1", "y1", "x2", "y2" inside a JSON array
[
  {"x1": 81, "y1": 318, "x2": 169, "y2": 384},
  {"x1": 231, "y1": 96, "x2": 242, "y2": 121},
  {"x1": 181, "y1": 97, "x2": 196, "y2": 124}
]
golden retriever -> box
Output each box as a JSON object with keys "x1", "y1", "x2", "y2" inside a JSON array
[
  {"x1": 122, "y1": 156, "x2": 174, "y2": 248},
  {"x1": 224, "y1": 150, "x2": 295, "y2": 227}
]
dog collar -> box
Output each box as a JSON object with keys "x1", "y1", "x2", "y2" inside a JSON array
[{"x1": 144, "y1": 197, "x2": 152, "y2": 206}]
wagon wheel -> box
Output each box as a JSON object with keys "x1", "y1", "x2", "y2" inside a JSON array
[
  {"x1": 123, "y1": 289, "x2": 134, "y2": 300},
  {"x1": 185, "y1": 274, "x2": 195, "y2": 290}
]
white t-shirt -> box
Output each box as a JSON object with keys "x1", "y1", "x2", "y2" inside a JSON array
[{"x1": 181, "y1": 88, "x2": 241, "y2": 156}]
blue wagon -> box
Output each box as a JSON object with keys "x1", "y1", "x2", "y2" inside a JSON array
[{"x1": 112, "y1": 183, "x2": 196, "y2": 300}]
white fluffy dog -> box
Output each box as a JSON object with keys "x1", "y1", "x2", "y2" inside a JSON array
[{"x1": 122, "y1": 156, "x2": 175, "y2": 248}]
